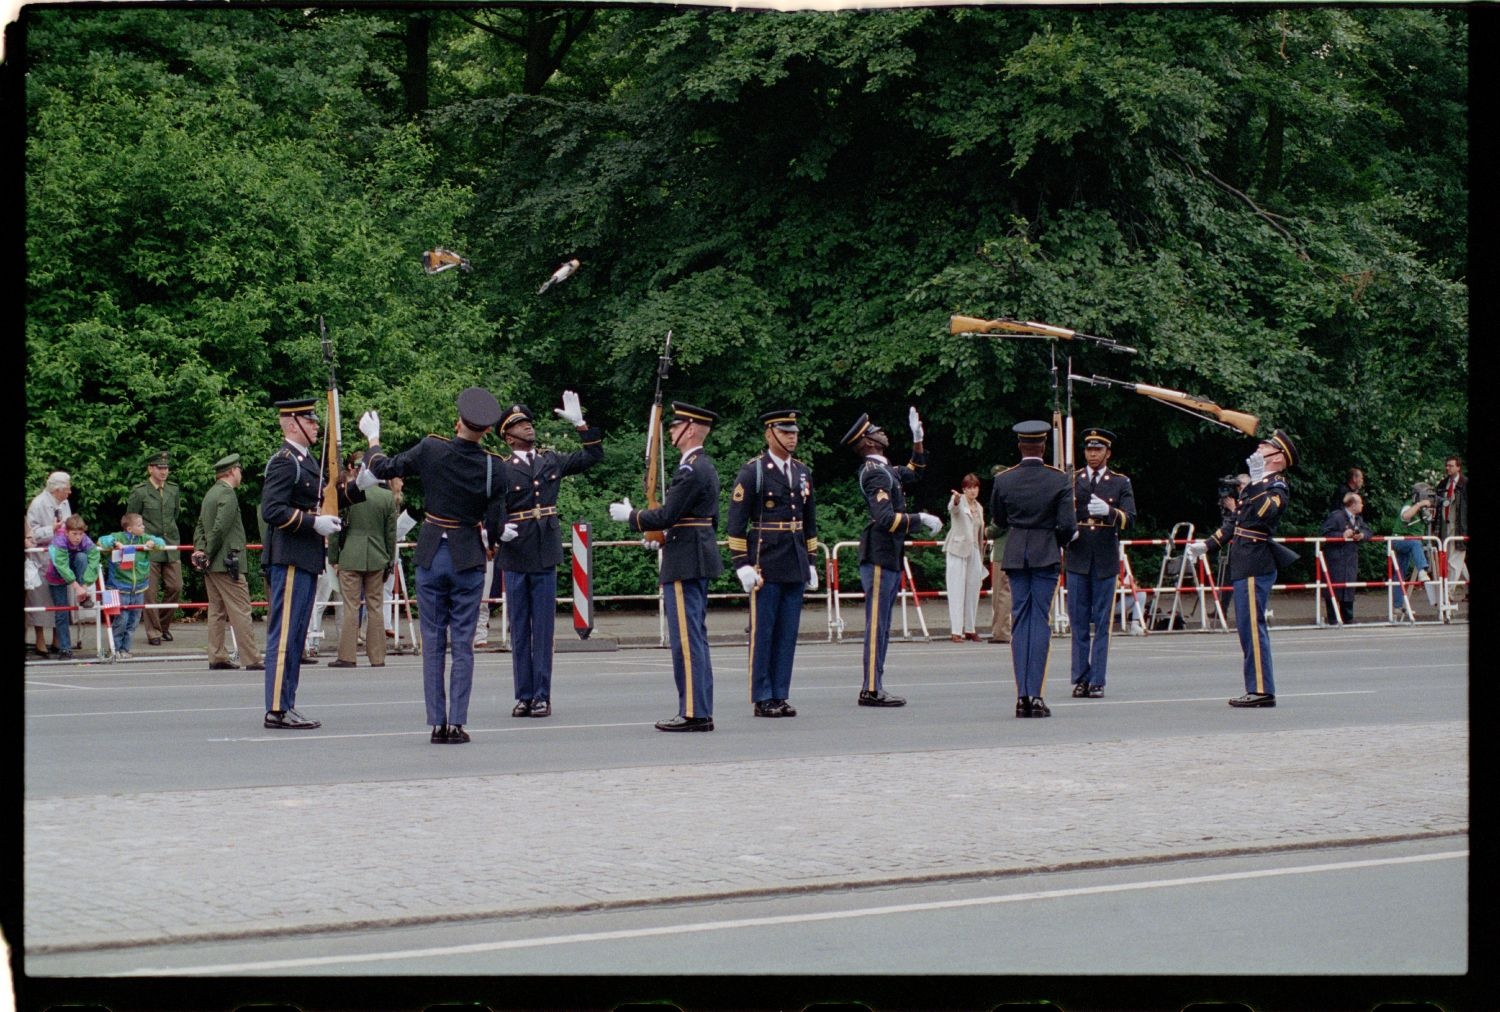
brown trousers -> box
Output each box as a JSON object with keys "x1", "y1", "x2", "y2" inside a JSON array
[
  {"x1": 204, "y1": 571, "x2": 261, "y2": 665},
  {"x1": 337, "y1": 568, "x2": 387, "y2": 664},
  {"x1": 143, "y1": 558, "x2": 183, "y2": 636},
  {"x1": 990, "y1": 563, "x2": 1013, "y2": 642}
]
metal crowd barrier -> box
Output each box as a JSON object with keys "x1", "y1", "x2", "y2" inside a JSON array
[{"x1": 24, "y1": 527, "x2": 1468, "y2": 663}]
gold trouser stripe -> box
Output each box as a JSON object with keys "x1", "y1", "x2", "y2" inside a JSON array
[
  {"x1": 747, "y1": 583, "x2": 758, "y2": 701},
  {"x1": 270, "y1": 570, "x2": 296, "y2": 711},
  {"x1": 865, "y1": 566, "x2": 881, "y2": 691},
  {"x1": 673, "y1": 581, "x2": 694, "y2": 717},
  {"x1": 1248, "y1": 574, "x2": 1265, "y2": 693}
]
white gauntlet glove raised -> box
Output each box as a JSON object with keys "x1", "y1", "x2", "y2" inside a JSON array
[
  {"x1": 553, "y1": 390, "x2": 585, "y2": 427},
  {"x1": 358, "y1": 410, "x2": 380, "y2": 444},
  {"x1": 908, "y1": 406, "x2": 924, "y2": 443}
]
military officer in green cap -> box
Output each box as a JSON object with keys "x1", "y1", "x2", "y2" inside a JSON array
[
  {"x1": 127, "y1": 451, "x2": 183, "y2": 645},
  {"x1": 192, "y1": 454, "x2": 264, "y2": 672}
]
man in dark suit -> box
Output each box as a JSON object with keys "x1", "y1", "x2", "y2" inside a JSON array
[
  {"x1": 611, "y1": 403, "x2": 723, "y2": 732},
  {"x1": 1186, "y1": 429, "x2": 1300, "y2": 708},
  {"x1": 1066, "y1": 427, "x2": 1136, "y2": 698},
  {"x1": 1435, "y1": 454, "x2": 1468, "y2": 604},
  {"x1": 359, "y1": 388, "x2": 509, "y2": 744},
  {"x1": 990, "y1": 420, "x2": 1075, "y2": 717},
  {"x1": 259, "y1": 399, "x2": 346, "y2": 729},
  {"x1": 495, "y1": 394, "x2": 604, "y2": 718},
  {"x1": 1319, "y1": 492, "x2": 1373, "y2": 625},
  {"x1": 842, "y1": 408, "x2": 941, "y2": 708},
  {"x1": 726, "y1": 409, "x2": 821, "y2": 717}
]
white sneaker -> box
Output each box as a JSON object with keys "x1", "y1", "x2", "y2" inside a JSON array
[{"x1": 117, "y1": 649, "x2": 133, "y2": 660}]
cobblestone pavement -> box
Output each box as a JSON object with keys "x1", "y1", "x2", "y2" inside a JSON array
[{"x1": 25, "y1": 719, "x2": 1466, "y2": 953}]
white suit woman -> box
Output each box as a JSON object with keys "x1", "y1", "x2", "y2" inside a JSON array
[{"x1": 944, "y1": 473, "x2": 986, "y2": 641}]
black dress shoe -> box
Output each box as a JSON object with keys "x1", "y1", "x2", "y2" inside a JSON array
[
  {"x1": 264, "y1": 709, "x2": 320, "y2": 729},
  {"x1": 529, "y1": 700, "x2": 551, "y2": 718},
  {"x1": 753, "y1": 700, "x2": 783, "y2": 717},
  {"x1": 244, "y1": 662, "x2": 265, "y2": 670},
  {"x1": 300, "y1": 655, "x2": 320, "y2": 665},
  {"x1": 1086, "y1": 685, "x2": 1104, "y2": 698},
  {"x1": 512, "y1": 700, "x2": 533, "y2": 717},
  {"x1": 160, "y1": 631, "x2": 174, "y2": 642},
  {"x1": 445, "y1": 724, "x2": 470, "y2": 743},
  {"x1": 1015, "y1": 697, "x2": 1032, "y2": 718},
  {"x1": 327, "y1": 659, "x2": 357, "y2": 669},
  {"x1": 857, "y1": 689, "x2": 906, "y2": 707},
  {"x1": 147, "y1": 637, "x2": 163, "y2": 646},
  {"x1": 208, "y1": 661, "x2": 239, "y2": 671},
  {"x1": 777, "y1": 699, "x2": 797, "y2": 717},
  {"x1": 1072, "y1": 682, "x2": 1090, "y2": 698},
  {"x1": 655, "y1": 715, "x2": 714, "y2": 732},
  {"x1": 58, "y1": 650, "x2": 75, "y2": 660},
  {"x1": 1228, "y1": 692, "x2": 1276, "y2": 708},
  {"x1": 1029, "y1": 696, "x2": 1051, "y2": 717},
  {"x1": 431, "y1": 724, "x2": 449, "y2": 744}
]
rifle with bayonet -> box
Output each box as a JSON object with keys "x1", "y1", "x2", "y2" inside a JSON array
[{"x1": 1072, "y1": 374, "x2": 1259, "y2": 436}]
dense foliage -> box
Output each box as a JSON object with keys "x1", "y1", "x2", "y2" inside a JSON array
[{"x1": 23, "y1": 7, "x2": 1467, "y2": 595}]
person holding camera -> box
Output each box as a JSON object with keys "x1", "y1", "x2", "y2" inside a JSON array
[
  {"x1": 1319, "y1": 492, "x2": 1373, "y2": 624},
  {"x1": 193, "y1": 454, "x2": 263, "y2": 672}
]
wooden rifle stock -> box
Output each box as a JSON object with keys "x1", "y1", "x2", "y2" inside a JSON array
[
  {"x1": 950, "y1": 315, "x2": 1065, "y2": 338},
  {"x1": 640, "y1": 330, "x2": 673, "y2": 546},
  {"x1": 319, "y1": 316, "x2": 343, "y2": 517},
  {"x1": 1132, "y1": 383, "x2": 1259, "y2": 436}
]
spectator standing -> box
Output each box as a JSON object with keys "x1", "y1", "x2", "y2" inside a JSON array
[
  {"x1": 944, "y1": 474, "x2": 986, "y2": 642},
  {"x1": 126, "y1": 452, "x2": 182, "y2": 646},
  {"x1": 44, "y1": 515, "x2": 100, "y2": 660},
  {"x1": 27, "y1": 471, "x2": 73, "y2": 655},
  {"x1": 1434, "y1": 455, "x2": 1468, "y2": 603},
  {"x1": 193, "y1": 454, "x2": 264, "y2": 671},
  {"x1": 1319, "y1": 492, "x2": 1373, "y2": 624},
  {"x1": 97, "y1": 512, "x2": 165, "y2": 658},
  {"x1": 328, "y1": 453, "x2": 397, "y2": 669},
  {"x1": 1330, "y1": 467, "x2": 1372, "y2": 526},
  {"x1": 986, "y1": 521, "x2": 1012, "y2": 644}
]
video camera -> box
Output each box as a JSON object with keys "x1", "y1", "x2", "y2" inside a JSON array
[
  {"x1": 1217, "y1": 474, "x2": 1242, "y2": 518},
  {"x1": 225, "y1": 548, "x2": 240, "y2": 581}
]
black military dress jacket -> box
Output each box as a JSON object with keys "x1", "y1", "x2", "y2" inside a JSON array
[
  {"x1": 726, "y1": 451, "x2": 819, "y2": 583},
  {"x1": 630, "y1": 448, "x2": 723, "y2": 584},
  {"x1": 989, "y1": 459, "x2": 1076, "y2": 570},
  {"x1": 495, "y1": 428, "x2": 604, "y2": 573},
  {"x1": 261, "y1": 440, "x2": 354, "y2": 573},
  {"x1": 1065, "y1": 466, "x2": 1136, "y2": 579},
  {"x1": 856, "y1": 451, "x2": 927, "y2": 571},
  {"x1": 365, "y1": 435, "x2": 506, "y2": 572},
  {"x1": 1205, "y1": 473, "x2": 1291, "y2": 580}
]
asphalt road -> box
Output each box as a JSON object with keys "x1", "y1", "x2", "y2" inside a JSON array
[{"x1": 25, "y1": 625, "x2": 1467, "y2": 795}]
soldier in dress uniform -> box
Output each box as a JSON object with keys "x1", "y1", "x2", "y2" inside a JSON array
[
  {"x1": 610, "y1": 402, "x2": 722, "y2": 731},
  {"x1": 495, "y1": 393, "x2": 604, "y2": 718},
  {"x1": 841, "y1": 408, "x2": 941, "y2": 708},
  {"x1": 727, "y1": 409, "x2": 821, "y2": 718},
  {"x1": 1066, "y1": 427, "x2": 1136, "y2": 699},
  {"x1": 990, "y1": 420, "x2": 1076, "y2": 718},
  {"x1": 358, "y1": 388, "x2": 510, "y2": 743},
  {"x1": 259, "y1": 399, "x2": 346, "y2": 729},
  {"x1": 1186, "y1": 429, "x2": 1299, "y2": 708}
]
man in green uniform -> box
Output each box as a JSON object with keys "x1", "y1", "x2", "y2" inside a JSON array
[
  {"x1": 128, "y1": 451, "x2": 183, "y2": 645},
  {"x1": 192, "y1": 454, "x2": 264, "y2": 672},
  {"x1": 328, "y1": 454, "x2": 398, "y2": 669}
]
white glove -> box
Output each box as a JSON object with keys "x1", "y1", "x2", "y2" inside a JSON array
[
  {"x1": 499, "y1": 523, "x2": 519, "y2": 542},
  {"x1": 908, "y1": 406, "x2": 924, "y2": 443},
  {"x1": 807, "y1": 564, "x2": 819, "y2": 591},
  {"x1": 643, "y1": 539, "x2": 661, "y2": 552},
  {"x1": 354, "y1": 465, "x2": 378, "y2": 491},
  {"x1": 736, "y1": 565, "x2": 760, "y2": 593},
  {"x1": 313, "y1": 515, "x2": 343, "y2": 537},
  {"x1": 553, "y1": 390, "x2": 585, "y2": 427},
  {"x1": 917, "y1": 512, "x2": 943, "y2": 535},
  {"x1": 358, "y1": 410, "x2": 380, "y2": 443},
  {"x1": 1184, "y1": 540, "x2": 1207, "y2": 563},
  {"x1": 608, "y1": 498, "x2": 633, "y2": 523},
  {"x1": 1087, "y1": 494, "x2": 1110, "y2": 518}
]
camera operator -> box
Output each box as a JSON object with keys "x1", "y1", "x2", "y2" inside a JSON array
[
  {"x1": 1388, "y1": 481, "x2": 1437, "y2": 613},
  {"x1": 193, "y1": 454, "x2": 263, "y2": 671}
]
